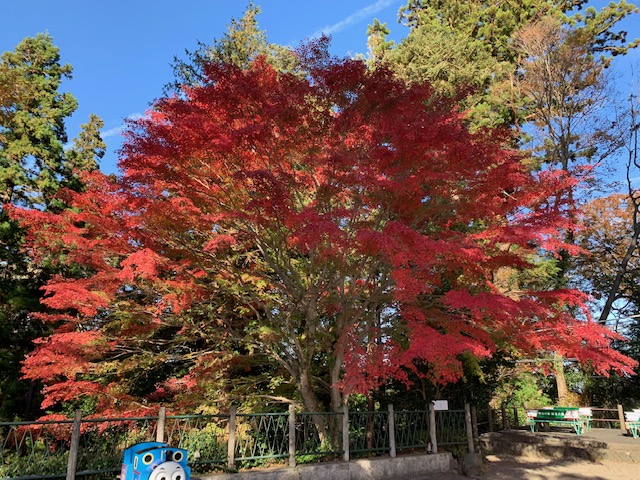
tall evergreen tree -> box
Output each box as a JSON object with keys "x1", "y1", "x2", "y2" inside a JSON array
[
  {"x1": 0, "y1": 33, "x2": 104, "y2": 420},
  {"x1": 366, "y1": 19, "x2": 394, "y2": 65},
  {"x1": 166, "y1": 2, "x2": 297, "y2": 94},
  {"x1": 0, "y1": 33, "x2": 77, "y2": 207},
  {"x1": 64, "y1": 114, "x2": 105, "y2": 191},
  {"x1": 388, "y1": 1, "x2": 638, "y2": 130}
]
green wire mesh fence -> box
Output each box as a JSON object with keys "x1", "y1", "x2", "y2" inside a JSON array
[
  {"x1": 395, "y1": 410, "x2": 431, "y2": 451},
  {"x1": 0, "y1": 419, "x2": 73, "y2": 479},
  {"x1": 349, "y1": 411, "x2": 390, "y2": 455},
  {"x1": 1, "y1": 404, "x2": 472, "y2": 479},
  {"x1": 295, "y1": 412, "x2": 343, "y2": 458},
  {"x1": 235, "y1": 412, "x2": 289, "y2": 464},
  {"x1": 435, "y1": 409, "x2": 467, "y2": 448}
]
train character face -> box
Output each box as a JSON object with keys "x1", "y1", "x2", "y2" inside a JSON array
[
  {"x1": 148, "y1": 461, "x2": 187, "y2": 480},
  {"x1": 121, "y1": 442, "x2": 190, "y2": 480}
]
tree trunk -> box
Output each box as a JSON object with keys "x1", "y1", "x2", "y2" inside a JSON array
[
  {"x1": 598, "y1": 227, "x2": 640, "y2": 324},
  {"x1": 366, "y1": 395, "x2": 375, "y2": 450},
  {"x1": 299, "y1": 369, "x2": 328, "y2": 444},
  {"x1": 329, "y1": 350, "x2": 345, "y2": 447},
  {"x1": 554, "y1": 352, "x2": 570, "y2": 406},
  {"x1": 23, "y1": 380, "x2": 36, "y2": 418}
]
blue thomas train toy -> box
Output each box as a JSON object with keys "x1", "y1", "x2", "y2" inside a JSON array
[{"x1": 120, "y1": 441, "x2": 190, "y2": 480}]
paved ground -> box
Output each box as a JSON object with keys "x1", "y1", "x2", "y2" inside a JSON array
[
  {"x1": 385, "y1": 454, "x2": 639, "y2": 480},
  {"x1": 480, "y1": 454, "x2": 639, "y2": 480},
  {"x1": 386, "y1": 427, "x2": 640, "y2": 480}
]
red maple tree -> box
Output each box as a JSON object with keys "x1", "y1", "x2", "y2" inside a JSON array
[{"x1": 10, "y1": 42, "x2": 635, "y2": 421}]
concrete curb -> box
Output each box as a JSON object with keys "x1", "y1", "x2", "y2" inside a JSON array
[{"x1": 194, "y1": 453, "x2": 455, "y2": 480}]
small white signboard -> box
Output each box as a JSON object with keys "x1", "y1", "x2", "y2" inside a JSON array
[{"x1": 432, "y1": 400, "x2": 449, "y2": 411}]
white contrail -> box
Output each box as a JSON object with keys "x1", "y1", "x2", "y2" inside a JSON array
[
  {"x1": 101, "y1": 113, "x2": 144, "y2": 139},
  {"x1": 310, "y1": 0, "x2": 399, "y2": 38}
]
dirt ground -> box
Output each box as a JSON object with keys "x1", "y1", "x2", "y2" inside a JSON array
[
  {"x1": 480, "y1": 454, "x2": 639, "y2": 480},
  {"x1": 388, "y1": 454, "x2": 639, "y2": 480}
]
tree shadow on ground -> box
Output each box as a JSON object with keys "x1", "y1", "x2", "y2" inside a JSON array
[{"x1": 481, "y1": 454, "x2": 613, "y2": 480}]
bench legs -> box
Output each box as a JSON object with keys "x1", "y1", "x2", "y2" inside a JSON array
[
  {"x1": 528, "y1": 419, "x2": 585, "y2": 435},
  {"x1": 572, "y1": 421, "x2": 583, "y2": 435}
]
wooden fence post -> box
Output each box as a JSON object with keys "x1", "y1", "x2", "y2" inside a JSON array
[
  {"x1": 388, "y1": 404, "x2": 396, "y2": 458},
  {"x1": 513, "y1": 405, "x2": 520, "y2": 428},
  {"x1": 618, "y1": 404, "x2": 627, "y2": 431},
  {"x1": 342, "y1": 404, "x2": 350, "y2": 462},
  {"x1": 65, "y1": 410, "x2": 82, "y2": 480},
  {"x1": 488, "y1": 405, "x2": 494, "y2": 432},
  {"x1": 227, "y1": 406, "x2": 237, "y2": 470},
  {"x1": 471, "y1": 405, "x2": 478, "y2": 440},
  {"x1": 465, "y1": 403, "x2": 474, "y2": 454},
  {"x1": 429, "y1": 403, "x2": 438, "y2": 454},
  {"x1": 156, "y1": 406, "x2": 166, "y2": 443},
  {"x1": 288, "y1": 405, "x2": 296, "y2": 467}
]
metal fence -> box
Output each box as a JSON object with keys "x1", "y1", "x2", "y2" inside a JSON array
[
  {"x1": 0, "y1": 404, "x2": 472, "y2": 480},
  {"x1": 395, "y1": 410, "x2": 431, "y2": 451}
]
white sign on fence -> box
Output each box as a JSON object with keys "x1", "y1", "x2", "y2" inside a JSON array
[{"x1": 432, "y1": 400, "x2": 449, "y2": 411}]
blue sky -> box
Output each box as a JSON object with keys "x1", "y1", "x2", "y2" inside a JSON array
[
  {"x1": 1, "y1": 0, "x2": 406, "y2": 173},
  {"x1": 1, "y1": 1, "x2": 639, "y2": 176}
]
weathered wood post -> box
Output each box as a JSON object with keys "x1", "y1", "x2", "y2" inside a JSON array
[
  {"x1": 66, "y1": 410, "x2": 82, "y2": 480},
  {"x1": 471, "y1": 405, "x2": 479, "y2": 440},
  {"x1": 227, "y1": 406, "x2": 237, "y2": 470},
  {"x1": 487, "y1": 405, "x2": 494, "y2": 432},
  {"x1": 429, "y1": 403, "x2": 438, "y2": 454},
  {"x1": 156, "y1": 406, "x2": 166, "y2": 443},
  {"x1": 618, "y1": 404, "x2": 627, "y2": 431},
  {"x1": 342, "y1": 404, "x2": 350, "y2": 462},
  {"x1": 388, "y1": 404, "x2": 396, "y2": 458},
  {"x1": 288, "y1": 405, "x2": 296, "y2": 467},
  {"x1": 465, "y1": 403, "x2": 475, "y2": 454},
  {"x1": 513, "y1": 405, "x2": 520, "y2": 427}
]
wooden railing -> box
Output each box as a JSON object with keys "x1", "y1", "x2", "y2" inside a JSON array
[{"x1": 589, "y1": 406, "x2": 627, "y2": 430}]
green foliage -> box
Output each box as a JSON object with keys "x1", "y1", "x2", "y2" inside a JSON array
[
  {"x1": 180, "y1": 424, "x2": 227, "y2": 472},
  {"x1": 0, "y1": 448, "x2": 69, "y2": 478},
  {"x1": 0, "y1": 33, "x2": 76, "y2": 207},
  {"x1": 517, "y1": 255, "x2": 563, "y2": 291},
  {"x1": 493, "y1": 370, "x2": 553, "y2": 408},
  {"x1": 0, "y1": 308, "x2": 48, "y2": 419},
  {"x1": 388, "y1": 9, "x2": 514, "y2": 128},
  {"x1": 0, "y1": 33, "x2": 105, "y2": 421},
  {"x1": 392, "y1": 0, "x2": 556, "y2": 128},
  {"x1": 166, "y1": 2, "x2": 297, "y2": 93},
  {"x1": 64, "y1": 113, "x2": 105, "y2": 191},
  {"x1": 391, "y1": 0, "x2": 638, "y2": 131},
  {"x1": 366, "y1": 19, "x2": 394, "y2": 64}
]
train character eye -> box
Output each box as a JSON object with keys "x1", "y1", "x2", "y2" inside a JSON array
[{"x1": 172, "y1": 451, "x2": 183, "y2": 462}]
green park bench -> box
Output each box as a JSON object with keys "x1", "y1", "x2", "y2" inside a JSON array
[
  {"x1": 527, "y1": 407, "x2": 592, "y2": 435},
  {"x1": 625, "y1": 410, "x2": 640, "y2": 439}
]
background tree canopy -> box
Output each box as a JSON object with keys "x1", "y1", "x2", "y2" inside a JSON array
[{"x1": 10, "y1": 40, "x2": 635, "y2": 425}]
